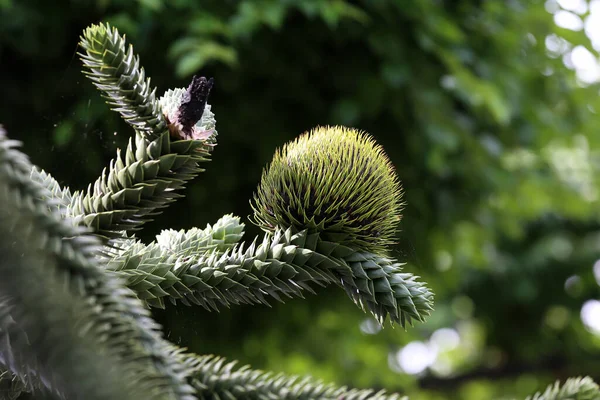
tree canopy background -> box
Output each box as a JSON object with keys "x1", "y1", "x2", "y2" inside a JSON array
[{"x1": 2, "y1": 0, "x2": 600, "y2": 399}]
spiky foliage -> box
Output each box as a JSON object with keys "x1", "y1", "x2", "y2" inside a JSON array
[
  {"x1": 68, "y1": 131, "x2": 214, "y2": 239},
  {"x1": 154, "y1": 213, "x2": 244, "y2": 255},
  {"x1": 79, "y1": 23, "x2": 167, "y2": 139},
  {"x1": 338, "y1": 250, "x2": 433, "y2": 326},
  {"x1": 252, "y1": 125, "x2": 403, "y2": 255},
  {"x1": 29, "y1": 166, "x2": 72, "y2": 214},
  {"x1": 0, "y1": 369, "x2": 27, "y2": 400},
  {"x1": 0, "y1": 304, "x2": 64, "y2": 399},
  {"x1": 0, "y1": 128, "x2": 194, "y2": 400},
  {"x1": 69, "y1": 23, "x2": 217, "y2": 239},
  {"x1": 105, "y1": 219, "x2": 330, "y2": 310},
  {"x1": 184, "y1": 354, "x2": 408, "y2": 400},
  {"x1": 526, "y1": 377, "x2": 600, "y2": 400},
  {"x1": 105, "y1": 219, "x2": 433, "y2": 326}
]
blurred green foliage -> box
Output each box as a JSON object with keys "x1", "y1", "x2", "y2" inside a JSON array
[{"x1": 2, "y1": 0, "x2": 600, "y2": 399}]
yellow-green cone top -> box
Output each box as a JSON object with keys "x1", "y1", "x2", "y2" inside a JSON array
[{"x1": 251, "y1": 126, "x2": 404, "y2": 254}]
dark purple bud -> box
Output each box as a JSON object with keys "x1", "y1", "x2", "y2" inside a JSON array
[{"x1": 176, "y1": 76, "x2": 214, "y2": 137}]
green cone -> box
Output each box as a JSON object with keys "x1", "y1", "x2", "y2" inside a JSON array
[{"x1": 252, "y1": 125, "x2": 404, "y2": 254}]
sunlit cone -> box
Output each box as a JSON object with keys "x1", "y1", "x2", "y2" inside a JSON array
[{"x1": 251, "y1": 125, "x2": 404, "y2": 254}]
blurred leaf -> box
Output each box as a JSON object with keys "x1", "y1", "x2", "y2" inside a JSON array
[
  {"x1": 53, "y1": 120, "x2": 75, "y2": 148},
  {"x1": 171, "y1": 40, "x2": 238, "y2": 76},
  {"x1": 187, "y1": 14, "x2": 233, "y2": 37},
  {"x1": 137, "y1": 0, "x2": 162, "y2": 11}
]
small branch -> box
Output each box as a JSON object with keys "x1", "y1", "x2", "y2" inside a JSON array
[
  {"x1": 183, "y1": 354, "x2": 408, "y2": 400},
  {"x1": 106, "y1": 223, "x2": 433, "y2": 327}
]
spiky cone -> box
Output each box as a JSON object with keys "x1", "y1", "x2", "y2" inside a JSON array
[
  {"x1": 248, "y1": 126, "x2": 431, "y2": 325},
  {"x1": 251, "y1": 125, "x2": 404, "y2": 255}
]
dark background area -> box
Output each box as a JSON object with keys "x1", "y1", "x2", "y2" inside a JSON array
[{"x1": 2, "y1": 0, "x2": 600, "y2": 398}]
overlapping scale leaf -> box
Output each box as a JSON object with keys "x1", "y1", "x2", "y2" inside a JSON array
[
  {"x1": 0, "y1": 305, "x2": 53, "y2": 398},
  {"x1": 297, "y1": 233, "x2": 433, "y2": 326},
  {"x1": 338, "y1": 251, "x2": 434, "y2": 326},
  {"x1": 29, "y1": 167, "x2": 72, "y2": 216}
]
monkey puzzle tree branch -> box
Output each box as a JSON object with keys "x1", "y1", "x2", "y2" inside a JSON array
[
  {"x1": 68, "y1": 130, "x2": 215, "y2": 239},
  {"x1": 182, "y1": 354, "x2": 409, "y2": 400},
  {"x1": 526, "y1": 376, "x2": 600, "y2": 400},
  {"x1": 29, "y1": 166, "x2": 72, "y2": 217},
  {"x1": 72, "y1": 22, "x2": 218, "y2": 239},
  {"x1": 0, "y1": 128, "x2": 194, "y2": 400},
  {"x1": 106, "y1": 218, "x2": 433, "y2": 327},
  {"x1": 105, "y1": 224, "x2": 334, "y2": 310}
]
